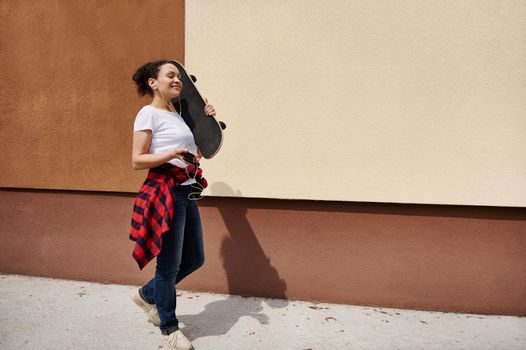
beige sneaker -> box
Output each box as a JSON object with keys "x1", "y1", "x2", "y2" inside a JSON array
[
  {"x1": 131, "y1": 288, "x2": 160, "y2": 326},
  {"x1": 162, "y1": 329, "x2": 194, "y2": 350}
]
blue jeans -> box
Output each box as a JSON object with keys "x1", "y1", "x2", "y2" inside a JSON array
[{"x1": 140, "y1": 185, "x2": 205, "y2": 335}]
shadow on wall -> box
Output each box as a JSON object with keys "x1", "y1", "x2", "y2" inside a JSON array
[
  {"x1": 179, "y1": 182, "x2": 288, "y2": 340},
  {"x1": 211, "y1": 182, "x2": 287, "y2": 300}
]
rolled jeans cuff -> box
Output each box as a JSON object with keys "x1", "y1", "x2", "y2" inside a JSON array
[
  {"x1": 138, "y1": 287, "x2": 155, "y2": 305},
  {"x1": 161, "y1": 324, "x2": 180, "y2": 335}
]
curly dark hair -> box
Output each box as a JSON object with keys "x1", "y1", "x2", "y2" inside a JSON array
[{"x1": 132, "y1": 59, "x2": 175, "y2": 96}]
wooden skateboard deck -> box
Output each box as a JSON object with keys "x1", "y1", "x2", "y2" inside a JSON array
[{"x1": 169, "y1": 60, "x2": 225, "y2": 159}]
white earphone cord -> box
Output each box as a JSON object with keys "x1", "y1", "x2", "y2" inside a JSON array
[
  {"x1": 185, "y1": 167, "x2": 204, "y2": 201},
  {"x1": 158, "y1": 89, "x2": 182, "y2": 117},
  {"x1": 159, "y1": 86, "x2": 200, "y2": 200}
]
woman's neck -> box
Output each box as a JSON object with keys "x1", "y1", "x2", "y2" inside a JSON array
[{"x1": 150, "y1": 95, "x2": 174, "y2": 112}]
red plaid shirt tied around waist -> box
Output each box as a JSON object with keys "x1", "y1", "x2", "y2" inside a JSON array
[{"x1": 129, "y1": 163, "x2": 207, "y2": 269}]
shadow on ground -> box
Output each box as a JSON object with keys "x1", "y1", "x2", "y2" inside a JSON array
[{"x1": 181, "y1": 182, "x2": 289, "y2": 340}]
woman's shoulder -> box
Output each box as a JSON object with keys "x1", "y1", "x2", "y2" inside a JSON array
[
  {"x1": 137, "y1": 105, "x2": 173, "y2": 117},
  {"x1": 137, "y1": 104, "x2": 155, "y2": 114},
  {"x1": 134, "y1": 105, "x2": 159, "y2": 131},
  {"x1": 135, "y1": 105, "x2": 161, "y2": 119}
]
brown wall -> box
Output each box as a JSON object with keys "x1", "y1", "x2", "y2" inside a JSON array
[
  {"x1": 1, "y1": 188, "x2": 525, "y2": 316},
  {"x1": 0, "y1": 0, "x2": 184, "y2": 192}
]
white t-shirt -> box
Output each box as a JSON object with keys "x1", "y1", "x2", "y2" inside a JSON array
[{"x1": 133, "y1": 105, "x2": 197, "y2": 185}]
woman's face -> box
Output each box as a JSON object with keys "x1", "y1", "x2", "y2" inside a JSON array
[{"x1": 150, "y1": 63, "x2": 182, "y2": 98}]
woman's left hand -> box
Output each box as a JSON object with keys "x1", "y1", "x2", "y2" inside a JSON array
[
  {"x1": 204, "y1": 97, "x2": 216, "y2": 117},
  {"x1": 196, "y1": 148, "x2": 203, "y2": 163}
]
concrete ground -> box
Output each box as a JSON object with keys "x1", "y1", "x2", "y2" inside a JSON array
[{"x1": 0, "y1": 274, "x2": 524, "y2": 350}]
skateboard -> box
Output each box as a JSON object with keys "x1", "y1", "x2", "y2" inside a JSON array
[{"x1": 169, "y1": 60, "x2": 226, "y2": 160}]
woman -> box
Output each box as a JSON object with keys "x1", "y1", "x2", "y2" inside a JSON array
[{"x1": 129, "y1": 59, "x2": 215, "y2": 350}]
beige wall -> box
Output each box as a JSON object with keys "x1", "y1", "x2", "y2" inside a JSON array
[{"x1": 186, "y1": 0, "x2": 526, "y2": 207}]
